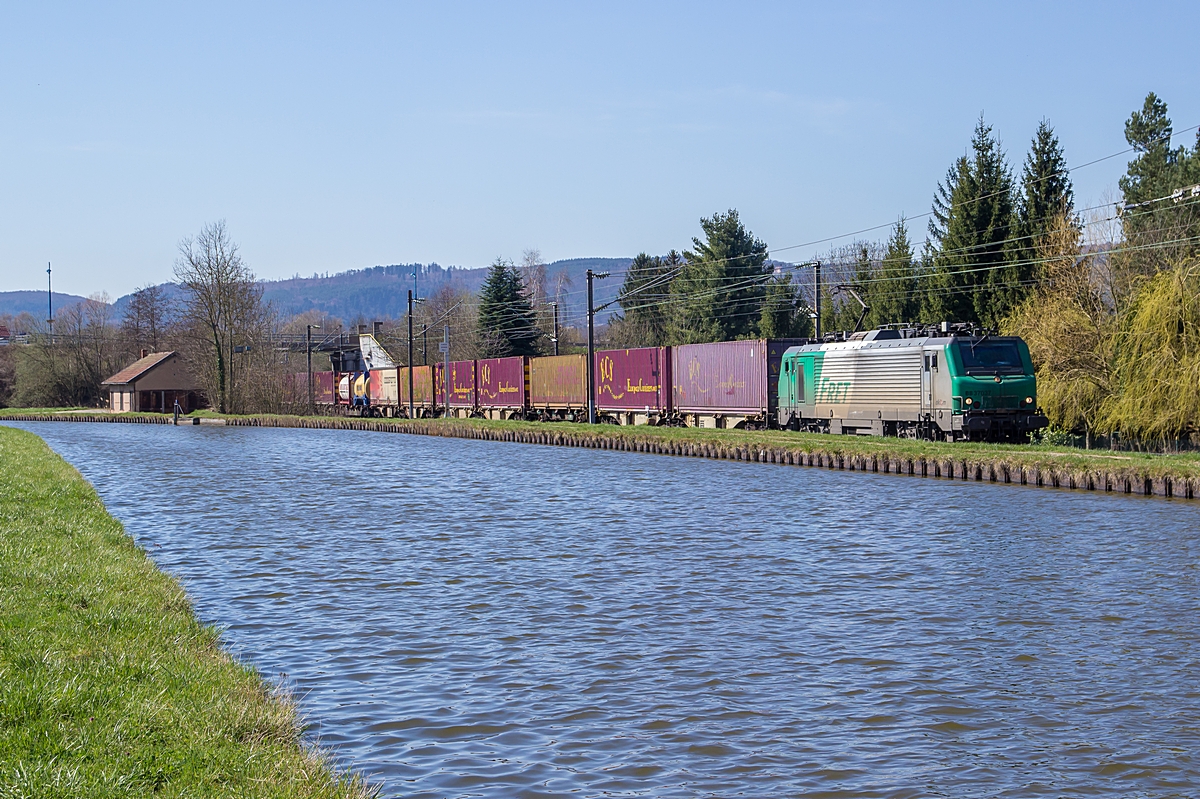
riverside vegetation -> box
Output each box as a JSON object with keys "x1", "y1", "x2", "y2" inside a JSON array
[{"x1": 0, "y1": 425, "x2": 371, "y2": 798}]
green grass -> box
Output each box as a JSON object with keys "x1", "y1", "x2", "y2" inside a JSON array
[{"x1": 0, "y1": 426, "x2": 372, "y2": 799}]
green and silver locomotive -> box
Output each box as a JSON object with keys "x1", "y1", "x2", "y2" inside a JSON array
[{"x1": 777, "y1": 328, "x2": 1048, "y2": 441}]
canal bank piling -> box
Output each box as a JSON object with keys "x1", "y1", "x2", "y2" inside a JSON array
[{"x1": 2, "y1": 412, "x2": 1193, "y2": 500}]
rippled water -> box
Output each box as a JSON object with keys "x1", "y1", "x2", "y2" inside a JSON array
[{"x1": 9, "y1": 421, "x2": 1200, "y2": 797}]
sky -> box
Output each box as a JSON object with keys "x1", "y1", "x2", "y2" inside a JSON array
[{"x1": 2, "y1": 1, "x2": 1198, "y2": 298}]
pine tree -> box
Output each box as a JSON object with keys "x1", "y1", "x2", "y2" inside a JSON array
[
  {"x1": 1018, "y1": 120, "x2": 1076, "y2": 268},
  {"x1": 926, "y1": 116, "x2": 1018, "y2": 329},
  {"x1": 759, "y1": 272, "x2": 812, "y2": 338},
  {"x1": 477, "y1": 258, "x2": 541, "y2": 357},
  {"x1": 866, "y1": 218, "x2": 916, "y2": 328},
  {"x1": 611, "y1": 252, "x2": 675, "y2": 346},
  {"x1": 1118, "y1": 92, "x2": 1200, "y2": 275},
  {"x1": 669, "y1": 210, "x2": 770, "y2": 343}
]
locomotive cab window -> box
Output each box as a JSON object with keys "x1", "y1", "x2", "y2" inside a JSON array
[{"x1": 954, "y1": 341, "x2": 1024, "y2": 375}]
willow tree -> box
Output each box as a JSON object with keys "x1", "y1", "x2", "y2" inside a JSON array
[
  {"x1": 1004, "y1": 214, "x2": 1113, "y2": 440},
  {"x1": 1101, "y1": 261, "x2": 1200, "y2": 444}
]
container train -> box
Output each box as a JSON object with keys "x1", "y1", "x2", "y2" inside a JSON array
[{"x1": 297, "y1": 327, "x2": 1048, "y2": 442}]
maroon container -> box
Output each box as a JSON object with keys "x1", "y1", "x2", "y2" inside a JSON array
[
  {"x1": 595, "y1": 347, "x2": 670, "y2": 413},
  {"x1": 672, "y1": 339, "x2": 804, "y2": 414},
  {"x1": 530, "y1": 354, "x2": 587, "y2": 407},
  {"x1": 312, "y1": 370, "x2": 336, "y2": 404},
  {"x1": 477, "y1": 357, "x2": 527, "y2": 409},
  {"x1": 446, "y1": 360, "x2": 477, "y2": 408}
]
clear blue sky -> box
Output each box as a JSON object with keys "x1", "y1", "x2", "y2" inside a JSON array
[{"x1": 2, "y1": 1, "x2": 1197, "y2": 298}]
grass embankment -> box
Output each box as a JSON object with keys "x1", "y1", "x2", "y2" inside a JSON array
[
  {"x1": 4, "y1": 407, "x2": 1199, "y2": 492},
  {"x1": 0, "y1": 426, "x2": 370, "y2": 798}
]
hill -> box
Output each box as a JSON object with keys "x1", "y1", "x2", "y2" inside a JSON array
[{"x1": 0, "y1": 291, "x2": 90, "y2": 324}]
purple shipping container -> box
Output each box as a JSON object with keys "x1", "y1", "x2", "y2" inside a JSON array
[
  {"x1": 530, "y1": 354, "x2": 587, "y2": 407},
  {"x1": 672, "y1": 340, "x2": 805, "y2": 414},
  {"x1": 477, "y1": 357, "x2": 527, "y2": 409},
  {"x1": 595, "y1": 347, "x2": 670, "y2": 413},
  {"x1": 427, "y1": 359, "x2": 472, "y2": 407}
]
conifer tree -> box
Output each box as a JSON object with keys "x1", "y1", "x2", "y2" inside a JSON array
[
  {"x1": 866, "y1": 218, "x2": 917, "y2": 328},
  {"x1": 669, "y1": 210, "x2": 770, "y2": 343},
  {"x1": 759, "y1": 272, "x2": 812, "y2": 338},
  {"x1": 1118, "y1": 92, "x2": 1200, "y2": 275},
  {"x1": 477, "y1": 258, "x2": 541, "y2": 357},
  {"x1": 1018, "y1": 120, "x2": 1076, "y2": 265},
  {"x1": 926, "y1": 117, "x2": 1018, "y2": 328},
  {"x1": 611, "y1": 252, "x2": 675, "y2": 346}
]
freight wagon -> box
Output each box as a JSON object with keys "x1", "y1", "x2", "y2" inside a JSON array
[
  {"x1": 529, "y1": 354, "x2": 588, "y2": 420},
  {"x1": 777, "y1": 328, "x2": 1047, "y2": 441},
  {"x1": 594, "y1": 347, "x2": 671, "y2": 425},
  {"x1": 670, "y1": 339, "x2": 806, "y2": 429},
  {"x1": 477, "y1": 357, "x2": 528, "y2": 419}
]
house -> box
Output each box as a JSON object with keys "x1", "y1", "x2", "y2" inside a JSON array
[{"x1": 102, "y1": 351, "x2": 203, "y2": 413}]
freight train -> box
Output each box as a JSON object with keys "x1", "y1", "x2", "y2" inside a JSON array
[{"x1": 297, "y1": 327, "x2": 1047, "y2": 442}]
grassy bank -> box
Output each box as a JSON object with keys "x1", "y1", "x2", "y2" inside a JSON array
[
  {"x1": 0, "y1": 426, "x2": 370, "y2": 798},
  {"x1": 4, "y1": 408, "x2": 1199, "y2": 494}
]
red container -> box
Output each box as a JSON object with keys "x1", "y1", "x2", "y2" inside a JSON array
[
  {"x1": 595, "y1": 347, "x2": 670, "y2": 412},
  {"x1": 312, "y1": 371, "x2": 335, "y2": 404},
  {"x1": 477, "y1": 357, "x2": 527, "y2": 409},
  {"x1": 672, "y1": 339, "x2": 804, "y2": 414},
  {"x1": 530, "y1": 354, "x2": 587, "y2": 407}
]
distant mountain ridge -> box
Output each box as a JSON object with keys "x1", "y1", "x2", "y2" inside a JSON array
[{"x1": 0, "y1": 257, "x2": 634, "y2": 329}]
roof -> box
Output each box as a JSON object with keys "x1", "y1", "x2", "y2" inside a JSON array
[{"x1": 102, "y1": 351, "x2": 177, "y2": 385}]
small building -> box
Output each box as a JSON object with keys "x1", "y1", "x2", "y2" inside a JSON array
[{"x1": 102, "y1": 351, "x2": 203, "y2": 413}]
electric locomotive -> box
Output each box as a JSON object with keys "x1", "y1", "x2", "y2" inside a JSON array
[{"x1": 777, "y1": 326, "x2": 1048, "y2": 442}]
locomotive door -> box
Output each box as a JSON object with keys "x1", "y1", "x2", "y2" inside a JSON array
[{"x1": 921, "y1": 350, "x2": 933, "y2": 411}]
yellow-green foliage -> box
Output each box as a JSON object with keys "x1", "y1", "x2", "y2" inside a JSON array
[
  {"x1": 1004, "y1": 215, "x2": 1113, "y2": 433},
  {"x1": 1102, "y1": 263, "x2": 1200, "y2": 442},
  {"x1": 0, "y1": 426, "x2": 372, "y2": 799}
]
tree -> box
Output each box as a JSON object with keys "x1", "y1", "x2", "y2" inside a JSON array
[
  {"x1": 670, "y1": 210, "x2": 770, "y2": 343},
  {"x1": 477, "y1": 258, "x2": 540, "y2": 357},
  {"x1": 926, "y1": 117, "x2": 1018, "y2": 328},
  {"x1": 174, "y1": 220, "x2": 267, "y2": 413},
  {"x1": 865, "y1": 218, "x2": 917, "y2": 328},
  {"x1": 759, "y1": 271, "x2": 812, "y2": 338},
  {"x1": 121, "y1": 283, "x2": 174, "y2": 354},
  {"x1": 1017, "y1": 120, "x2": 1076, "y2": 269},
  {"x1": 610, "y1": 252, "x2": 676, "y2": 346},
  {"x1": 1004, "y1": 213, "x2": 1112, "y2": 440},
  {"x1": 1116, "y1": 92, "x2": 1200, "y2": 281}
]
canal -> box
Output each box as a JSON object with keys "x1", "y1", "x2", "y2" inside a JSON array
[{"x1": 8, "y1": 421, "x2": 1200, "y2": 797}]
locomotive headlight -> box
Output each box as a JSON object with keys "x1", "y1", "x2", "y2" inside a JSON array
[
  {"x1": 964, "y1": 397, "x2": 973, "y2": 406},
  {"x1": 1025, "y1": 396, "x2": 1033, "y2": 405}
]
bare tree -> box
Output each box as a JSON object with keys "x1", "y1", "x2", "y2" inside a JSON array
[
  {"x1": 121, "y1": 284, "x2": 174, "y2": 354},
  {"x1": 174, "y1": 220, "x2": 269, "y2": 413}
]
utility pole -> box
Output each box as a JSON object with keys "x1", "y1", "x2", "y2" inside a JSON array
[
  {"x1": 407, "y1": 289, "x2": 415, "y2": 419},
  {"x1": 551, "y1": 302, "x2": 559, "y2": 356},
  {"x1": 586, "y1": 269, "x2": 609, "y2": 424},
  {"x1": 442, "y1": 325, "x2": 450, "y2": 414},
  {"x1": 422, "y1": 324, "x2": 428, "y2": 366},
  {"x1": 306, "y1": 323, "x2": 320, "y2": 414},
  {"x1": 46, "y1": 262, "x2": 54, "y2": 340},
  {"x1": 814, "y1": 261, "x2": 822, "y2": 341}
]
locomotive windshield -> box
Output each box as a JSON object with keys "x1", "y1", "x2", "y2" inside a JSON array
[{"x1": 953, "y1": 340, "x2": 1025, "y2": 375}]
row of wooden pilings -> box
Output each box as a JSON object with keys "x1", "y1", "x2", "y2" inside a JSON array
[{"x1": 5, "y1": 413, "x2": 1193, "y2": 500}]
